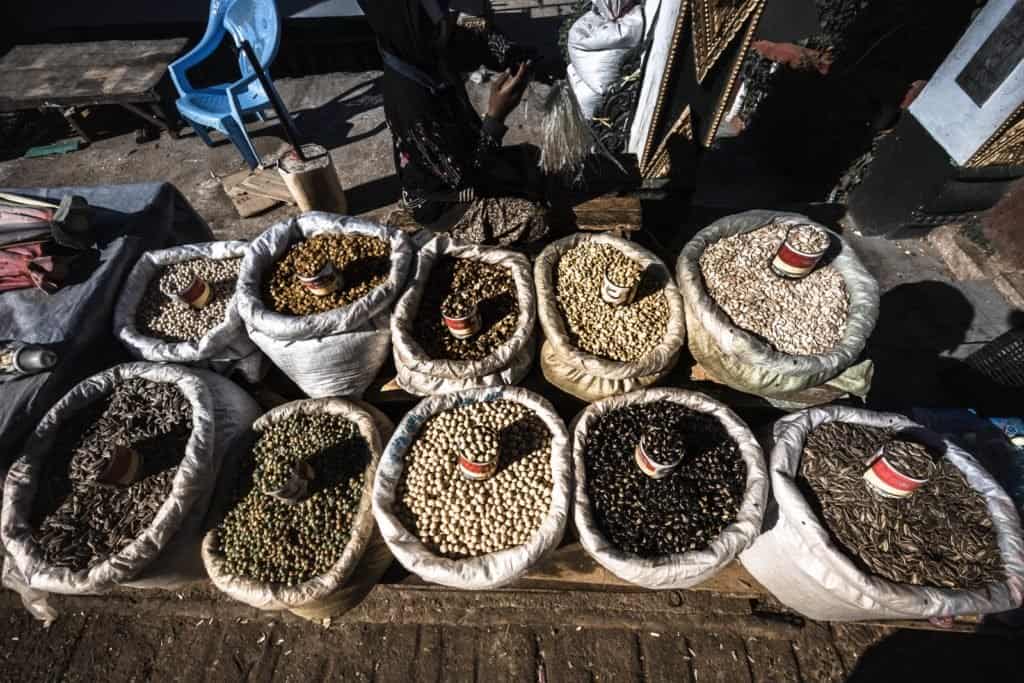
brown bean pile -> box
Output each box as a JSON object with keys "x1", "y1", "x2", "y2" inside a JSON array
[
  {"x1": 787, "y1": 224, "x2": 829, "y2": 253},
  {"x1": 137, "y1": 257, "x2": 242, "y2": 342}
]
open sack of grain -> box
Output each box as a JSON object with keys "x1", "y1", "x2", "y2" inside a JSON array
[
  {"x1": 391, "y1": 235, "x2": 537, "y2": 396},
  {"x1": 236, "y1": 213, "x2": 414, "y2": 398},
  {"x1": 202, "y1": 399, "x2": 393, "y2": 621},
  {"x1": 676, "y1": 210, "x2": 879, "y2": 405},
  {"x1": 572, "y1": 388, "x2": 767, "y2": 588},
  {"x1": 114, "y1": 241, "x2": 265, "y2": 382},
  {"x1": 373, "y1": 387, "x2": 571, "y2": 589},
  {"x1": 1, "y1": 362, "x2": 260, "y2": 623},
  {"x1": 535, "y1": 233, "x2": 686, "y2": 402},
  {"x1": 740, "y1": 406, "x2": 1024, "y2": 621}
]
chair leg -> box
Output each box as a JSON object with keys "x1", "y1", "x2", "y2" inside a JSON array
[
  {"x1": 224, "y1": 118, "x2": 260, "y2": 170},
  {"x1": 192, "y1": 123, "x2": 216, "y2": 148}
]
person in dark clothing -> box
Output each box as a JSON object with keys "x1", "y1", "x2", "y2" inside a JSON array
[{"x1": 357, "y1": 0, "x2": 549, "y2": 245}]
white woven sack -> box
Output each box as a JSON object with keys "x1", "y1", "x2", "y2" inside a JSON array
[
  {"x1": 391, "y1": 234, "x2": 537, "y2": 396},
  {"x1": 573, "y1": 388, "x2": 768, "y2": 589},
  {"x1": 236, "y1": 213, "x2": 414, "y2": 398},
  {"x1": 535, "y1": 232, "x2": 686, "y2": 402},
  {"x1": 114, "y1": 241, "x2": 265, "y2": 382},
  {"x1": 740, "y1": 406, "x2": 1024, "y2": 621},
  {"x1": 676, "y1": 210, "x2": 879, "y2": 401},
  {"x1": 568, "y1": 3, "x2": 644, "y2": 118},
  {"x1": 373, "y1": 387, "x2": 572, "y2": 589}
]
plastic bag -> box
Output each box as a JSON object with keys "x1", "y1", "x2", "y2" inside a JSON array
[
  {"x1": 740, "y1": 406, "x2": 1024, "y2": 621},
  {"x1": 391, "y1": 235, "x2": 537, "y2": 396},
  {"x1": 567, "y1": 2, "x2": 645, "y2": 118}
]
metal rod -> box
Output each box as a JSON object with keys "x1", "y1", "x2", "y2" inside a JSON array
[{"x1": 238, "y1": 39, "x2": 307, "y2": 161}]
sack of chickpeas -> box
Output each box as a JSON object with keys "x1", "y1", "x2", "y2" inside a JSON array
[
  {"x1": 114, "y1": 241, "x2": 266, "y2": 382},
  {"x1": 676, "y1": 210, "x2": 879, "y2": 405},
  {"x1": 572, "y1": 388, "x2": 768, "y2": 589},
  {"x1": 201, "y1": 398, "x2": 393, "y2": 621},
  {"x1": 534, "y1": 233, "x2": 686, "y2": 402},
  {"x1": 1, "y1": 362, "x2": 261, "y2": 622},
  {"x1": 236, "y1": 213, "x2": 414, "y2": 398},
  {"x1": 372, "y1": 387, "x2": 572, "y2": 589},
  {"x1": 391, "y1": 234, "x2": 537, "y2": 396},
  {"x1": 740, "y1": 406, "x2": 1024, "y2": 621}
]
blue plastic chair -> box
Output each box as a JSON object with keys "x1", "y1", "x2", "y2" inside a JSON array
[{"x1": 168, "y1": 0, "x2": 284, "y2": 169}]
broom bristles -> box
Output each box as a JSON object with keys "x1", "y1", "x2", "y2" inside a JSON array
[{"x1": 540, "y1": 80, "x2": 593, "y2": 178}]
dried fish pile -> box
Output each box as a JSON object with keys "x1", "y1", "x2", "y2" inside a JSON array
[
  {"x1": 30, "y1": 379, "x2": 193, "y2": 571},
  {"x1": 412, "y1": 256, "x2": 518, "y2": 361},
  {"x1": 583, "y1": 401, "x2": 746, "y2": 557},
  {"x1": 700, "y1": 224, "x2": 849, "y2": 355},
  {"x1": 799, "y1": 422, "x2": 1005, "y2": 589},
  {"x1": 136, "y1": 257, "x2": 242, "y2": 342},
  {"x1": 265, "y1": 233, "x2": 391, "y2": 315},
  {"x1": 555, "y1": 242, "x2": 669, "y2": 361}
]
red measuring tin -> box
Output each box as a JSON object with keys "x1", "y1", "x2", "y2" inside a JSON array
[
  {"x1": 863, "y1": 441, "x2": 934, "y2": 499},
  {"x1": 297, "y1": 263, "x2": 341, "y2": 297},
  {"x1": 771, "y1": 224, "x2": 829, "y2": 279},
  {"x1": 442, "y1": 296, "x2": 481, "y2": 340}
]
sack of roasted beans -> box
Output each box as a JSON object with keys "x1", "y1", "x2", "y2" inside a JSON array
[
  {"x1": 236, "y1": 213, "x2": 414, "y2": 398},
  {"x1": 572, "y1": 388, "x2": 768, "y2": 589},
  {"x1": 114, "y1": 241, "x2": 265, "y2": 382},
  {"x1": 740, "y1": 406, "x2": 1024, "y2": 621},
  {"x1": 372, "y1": 387, "x2": 572, "y2": 589},
  {"x1": 676, "y1": 210, "x2": 879, "y2": 405},
  {"x1": 202, "y1": 399, "x2": 393, "y2": 621},
  {"x1": 1, "y1": 362, "x2": 260, "y2": 622},
  {"x1": 391, "y1": 235, "x2": 537, "y2": 396},
  {"x1": 534, "y1": 233, "x2": 686, "y2": 402}
]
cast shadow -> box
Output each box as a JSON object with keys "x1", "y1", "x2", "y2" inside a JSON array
[
  {"x1": 290, "y1": 76, "x2": 387, "y2": 151},
  {"x1": 845, "y1": 628, "x2": 1023, "y2": 682}
]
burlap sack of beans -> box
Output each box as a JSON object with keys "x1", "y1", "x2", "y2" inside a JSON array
[
  {"x1": 114, "y1": 241, "x2": 266, "y2": 383},
  {"x1": 1, "y1": 362, "x2": 260, "y2": 622},
  {"x1": 372, "y1": 387, "x2": 572, "y2": 589},
  {"x1": 391, "y1": 235, "x2": 537, "y2": 396},
  {"x1": 202, "y1": 399, "x2": 394, "y2": 622},
  {"x1": 572, "y1": 388, "x2": 768, "y2": 589},
  {"x1": 676, "y1": 210, "x2": 879, "y2": 403},
  {"x1": 740, "y1": 406, "x2": 1024, "y2": 621},
  {"x1": 535, "y1": 233, "x2": 686, "y2": 402},
  {"x1": 236, "y1": 213, "x2": 414, "y2": 398}
]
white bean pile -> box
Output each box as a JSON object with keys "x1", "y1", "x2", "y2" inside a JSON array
[
  {"x1": 396, "y1": 400, "x2": 553, "y2": 558},
  {"x1": 700, "y1": 224, "x2": 849, "y2": 355},
  {"x1": 137, "y1": 257, "x2": 242, "y2": 342}
]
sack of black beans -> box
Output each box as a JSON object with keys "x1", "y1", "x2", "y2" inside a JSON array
[
  {"x1": 534, "y1": 233, "x2": 686, "y2": 402},
  {"x1": 1, "y1": 362, "x2": 260, "y2": 622},
  {"x1": 740, "y1": 406, "x2": 1024, "y2": 621},
  {"x1": 202, "y1": 398, "x2": 393, "y2": 621},
  {"x1": 676, "y1": 210, "x2": 879, "y2": 405},
  {"x1": 391, "y1": 235, "x2": 537, "y2": 396},
  {"x1": 572, "y1": 388, "x2": 768, "y2": 588},
  {"x1": 372, "y1": 387, "x2": 572, "y2": 589},
  {"x1": 236, "y1": 213, "x2": 414, "y2": 398},
  {"x1": 114, "y1": 241, "x2": 266, "y2": 382}
]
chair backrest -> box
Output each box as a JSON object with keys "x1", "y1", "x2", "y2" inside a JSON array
[{"x1": 224, "y1": 0, "x2": 281, "y2": 76}]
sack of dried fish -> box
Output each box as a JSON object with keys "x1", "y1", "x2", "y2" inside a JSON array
[
  {"x1": 391, "y1": 235, "x2": 537, "y2": 396},
  {"x1": 676, "y1": 210, "x2": 879, "y2": 405},
  {"x1": 740, "y1": 406, "x2": 1024, "y2": 621},
  {"x1": 572, "y1": 388, "x2": 768, "y2": 588},
  {"x1": 535, "y1": 233, "x2": 686, "y2": 402},
  {"x1": 372, "y1": 387, "x2": 572, "y2": 589},
  {"x1": 202, "y1": 399, "x2": 393, "y2": 621},
  {"x1": 114, "y1": 241, "x2": 266, "y2": 382},
  {"x1": 236, "y1": 213, "x2": 414, "y2": 398},
  {"x1": 1, "y1": 362, "x2": 260, "y2": 622}
]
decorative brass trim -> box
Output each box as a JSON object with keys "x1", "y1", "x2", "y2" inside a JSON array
[
  {"x1": 640, "y1": 2, "x2": 691, "y2": 171},
  {"x1": 692, "y1": 0, "x2": 762, "y2": 84},
  {"x1": 702, "y1": 0, "x2": 765, "y2": 148},
  {"x1": 966, "y1": 104, "x2": 1024, "y2": 168},
  {"x1": 642, "y1": 106, "x2": 692, "y2": 178}
]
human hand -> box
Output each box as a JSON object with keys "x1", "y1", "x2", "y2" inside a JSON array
[{"x1": 487, "y1": 61, "x2": 532, "y2": 122}]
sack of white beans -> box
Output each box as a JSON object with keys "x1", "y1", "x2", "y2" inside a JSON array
[
  {"x1": 373, "y1": 387, "x2": 572, "y2": 589},
  {"x1": 114, "y1": 241, "x2": 266, "y2": 382},
  {"x1": 676, "y1": 210, "x2": 879, "y2": 405},
  {"x1": 236, "y1": 213, "x2": 414, "y2": 398},
  {"x1": 391, "y1": 235, "x2": 537, "y2": 396},
  {"x1": 534, "y1": 233, "x2": 686, "y2": 402}
]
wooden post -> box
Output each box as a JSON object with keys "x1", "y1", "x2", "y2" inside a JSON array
[{"x1": 278, "y1": 143, "x2": 348, "y2": 214}]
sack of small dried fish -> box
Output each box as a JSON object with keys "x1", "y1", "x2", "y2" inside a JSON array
[
  {"x1": 202, "y1": 398, "x2": 393, "y2": 621},
  {"x1": 676, "y1": 210, "x2": 879, "y2": 405},
  {"x1": 391, "y1": 235, "x2": 537, "y2": 396},
  {"x1": 372, "y1": 387, "x2": 572, "y2": 589},
  {"x1": 236, "y1": 213, "x2": 414, "y2": 398},
  {"x1": 572, "y1": 388, "x2": 768, "y2": 588},
  {"x1": 114, "y1": 241, "x2": 265, "y2": 382},
  {"x1": 740, "y1": 406, "x2": 1024, "y2": 621},
  {"x1": 534, "y1": 233, "x2": 686, "y2": 402},
  {"x1": 1, "y1": 362, "x2": 260, "y2": 623}
]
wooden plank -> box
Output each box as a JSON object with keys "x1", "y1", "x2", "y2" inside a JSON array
[
  {"x1": 745, "y1": 637, "x2": 801, "y2": 683},
  {"x1": 790, "y1": 631, "x2": 846, "y2": 683},
  {"x1": 439, "y1": 626, "x2": 477, "y2": 681},
  {"x1": 240, "y1": 168, "x2": 296, "y2": 204},
  {"x1": 476, "y1": 626, "x2": 537, "y2": 682},
  {"x1": 638, "y1": 631, "x2": 696, "y2": 682},
  {"x1": 573, "y1": 194, "x2": 642, "y2": 232},
  {"x1": 686, "y1": 632, "x2": 753, "y2": 683}
]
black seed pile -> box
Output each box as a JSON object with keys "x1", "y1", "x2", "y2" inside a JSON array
[
  {"x1": 30, "y1": 379, "x2": 193, "y2": 571},
  {"x1": 642, "y1": 425, "x2": 687, "y2": 466},
  {"x1": 583, "y1": 401, "x2": 746, "y2": 557},
  {"x1": 881, "y1": 439, "x2": 935, "y2": 479}
]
